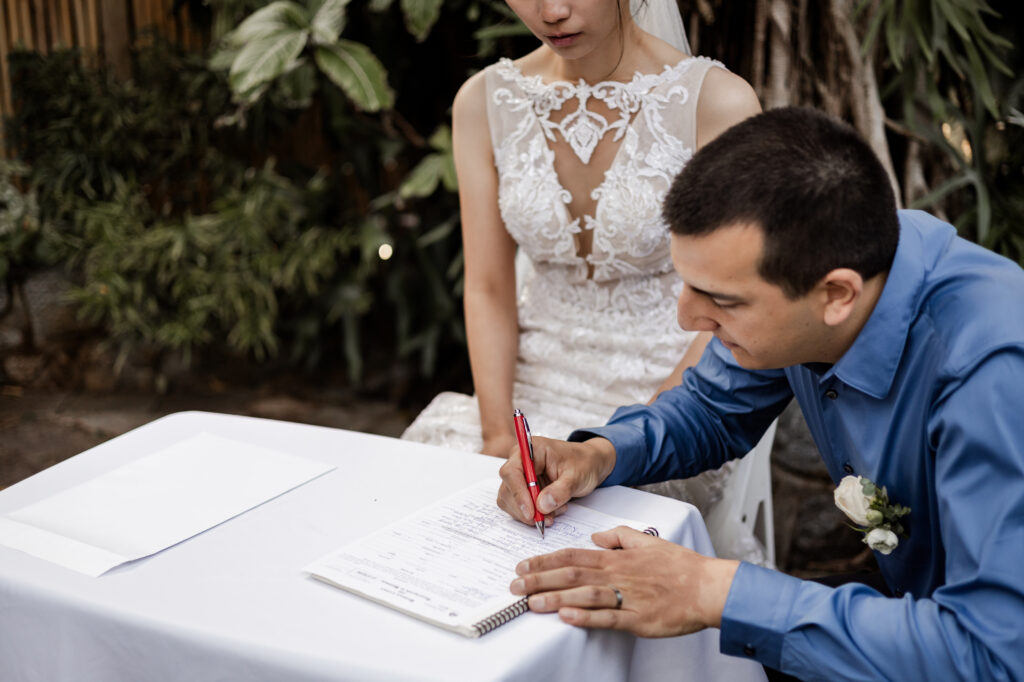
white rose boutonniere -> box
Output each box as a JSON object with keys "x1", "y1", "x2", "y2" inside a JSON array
[
  {"x1": 864, "y1": 528, "x2": 899, "y2": 555},
  {"x1": 834, "y1": 475, "x2": 872, "y2": 526},
  {"x1": 834, "y1": 475, "x2": 910, "y2": 554}
]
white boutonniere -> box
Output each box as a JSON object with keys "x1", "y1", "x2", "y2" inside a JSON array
[{"x1": 834, "y1": 475, "x2": 910, "y2": 555}]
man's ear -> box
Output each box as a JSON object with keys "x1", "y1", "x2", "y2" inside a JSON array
[{"x1": 819, "y1": 268, "x2": 863, "y2": 327}]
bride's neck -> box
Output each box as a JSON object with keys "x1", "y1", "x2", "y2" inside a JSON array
[{"x1": 548, "y1": 22, "x2": 649, "y2": 84}]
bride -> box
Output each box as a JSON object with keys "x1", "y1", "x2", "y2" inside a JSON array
[{"x1": 403, "y1": 0, "x2": 766, "y2": 563}]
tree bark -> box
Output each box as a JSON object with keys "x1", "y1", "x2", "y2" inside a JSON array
[
  {"x1": 765, "y1": 0, "x2": 793, "y2": 109},
  {"x1": 751, "y1": 0, "x2": 769, "y2": 101},
  {"x1": 829, "y1": 0, "x2": 902, "y2": 205}
]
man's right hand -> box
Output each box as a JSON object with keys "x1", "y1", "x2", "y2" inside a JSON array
[{"x1": 496, "y1": 436, "x2": 617, "y2": 525}]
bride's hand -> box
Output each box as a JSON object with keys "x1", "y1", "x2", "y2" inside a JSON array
[{"x1": 481, "y1": 432, "x2": 517, "y2": 459}]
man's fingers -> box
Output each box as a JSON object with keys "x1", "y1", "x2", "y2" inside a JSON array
[
  {"x1": 535, "y1": 477, "x2": 574, "y2": 515},
  {"x1": 522, "y1": 583, "x2": 625, "y2": 613},
  {"x1": 514, "y1": 547, "x2": 606, "y2": 575},
  {"x1": 592, "y1": 525, "x2": 661, "y2": 550},
  {"x1": 496, "y1": 457, "x2": 533, "y2": 523},
  {"x1": 558, "y1": 606, "x2": 633, "y2": 631}
]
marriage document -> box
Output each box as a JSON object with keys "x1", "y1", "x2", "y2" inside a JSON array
[{"x1": 306, "y1": 478, "x2": 652, "y2": 637}]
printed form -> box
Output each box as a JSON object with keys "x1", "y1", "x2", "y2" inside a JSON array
[{"x1": 306, "y1": 478, "x2": 650, "y2": 636}]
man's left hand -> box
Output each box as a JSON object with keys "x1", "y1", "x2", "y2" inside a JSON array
[{"x1": 509, "y1": 526, "x2": 739, "y2": 638}]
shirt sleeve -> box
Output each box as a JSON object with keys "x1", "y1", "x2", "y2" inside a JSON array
[
  {"x1": 569, "y1": 339, "x2": 792, "y2": 487},
  {"x1": 721, "y1": 348, "x2": 1024, "y2": 681}
]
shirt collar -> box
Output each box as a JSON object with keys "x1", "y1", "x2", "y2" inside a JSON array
[{"x1": 829, "y1": 212, "x2": 946, "y2": 398}]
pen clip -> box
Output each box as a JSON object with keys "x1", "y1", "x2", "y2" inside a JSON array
[{"x1": 522, "y1": 415, "x2": 534, "y2": 462}]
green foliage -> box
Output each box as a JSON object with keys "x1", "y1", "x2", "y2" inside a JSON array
[
  {"x1": 2, "y1": 2, "x2": 530, "y2": 389},
  {"x1": 400, "y1": 0, "x2": 444, "y2": 42},
  {"x1": 314, "y1": 40, "x2": 392, "y2": 111},
  {"x1": 6, "y1": 46, "x2": 236, "y2": 232},
  {"x1": 210, "y1": 0, "x2": 395, "y2": 111},
  {"x1": 0, "y1": 160, "x2": 43, "y2": 283},
  {"x1": 68, "y1": 165, "x2": 355, "y2": 363},
  {"x1": 400, "y1": 125, "x2": 456, "y2": 199},
  {"x1": 862, "y1": 0, "x2": 1023, "y2": 262}
]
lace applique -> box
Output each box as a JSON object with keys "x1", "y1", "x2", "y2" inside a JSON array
[
  {"x1": 498, "y1": 59, "x2": 690, "y2": 165},
  {"x1": 489, "y1": 57, "x2": 721, "y2": 282}
]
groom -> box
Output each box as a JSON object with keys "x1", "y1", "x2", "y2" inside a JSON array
[{"x1": 496, "y1": 107, "x2": 1024, "y2": 680}]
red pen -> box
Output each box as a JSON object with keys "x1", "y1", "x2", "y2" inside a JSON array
[{"x1": 513, "y1": 409, "x2": 545, "y2": 538}]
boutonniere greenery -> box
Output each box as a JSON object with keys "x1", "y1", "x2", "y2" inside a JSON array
[{"x1": 833, "y1": 475, "x2": 910, "y2": 555}]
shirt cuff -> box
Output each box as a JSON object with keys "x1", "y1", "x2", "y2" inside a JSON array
[
  {"x1": 720, "y1": 562, "x2": 802, "y2": 671},
  {"x1": 567, "y1": 423, "x2": 648, "y2": 487}
]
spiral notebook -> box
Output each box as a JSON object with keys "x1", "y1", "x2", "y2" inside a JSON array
[{"x1": 305, "y1": 478, "x2": 656, "y2": 638}]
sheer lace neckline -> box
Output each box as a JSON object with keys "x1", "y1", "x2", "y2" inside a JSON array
[
  {"x1": 495, "y1": 57, "x2": 706, "y2": 164},
  {"x1": 496, "y1": 56, "x2": 699, "y2": 92}
]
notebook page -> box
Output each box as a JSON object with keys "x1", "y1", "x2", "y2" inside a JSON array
[{"x1": 306, "y1": 478, "x2": 649, "y2": 636}]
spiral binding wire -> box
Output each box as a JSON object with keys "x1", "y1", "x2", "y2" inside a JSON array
[{"x1": 472, "y1": 597, "x2": 530, "y2": 637}]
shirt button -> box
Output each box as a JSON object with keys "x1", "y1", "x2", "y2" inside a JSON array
[
  {"x1": 825, "y1": 389, "x2": 839, "y2": 400},
  {"x1": 843, "y1": 463, "x2": 854, "y2": 474},
  {"x1": 743, "y1": 644, "x2": 756, "y2": 657}
]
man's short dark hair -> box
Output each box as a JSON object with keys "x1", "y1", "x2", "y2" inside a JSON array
[{"x1": 662, "y1": 107, "x2": 900, "y2": 298}]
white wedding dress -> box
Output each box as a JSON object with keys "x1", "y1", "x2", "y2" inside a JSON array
[{"x1": 403, "y1": 56, "x2": 766, "y2": 564}]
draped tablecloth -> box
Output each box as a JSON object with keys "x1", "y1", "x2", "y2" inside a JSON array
[{"x1": 0, "y1": 411, "x2": 765, "y2": 682}]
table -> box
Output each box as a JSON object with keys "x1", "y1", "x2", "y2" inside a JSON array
[{"x1": 0, "y1": 411, "x2": 766, "y2": 682}]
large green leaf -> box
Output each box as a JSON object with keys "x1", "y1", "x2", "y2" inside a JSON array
[
  {"x1": 314, "y1": 41, "x2": 394, "y2": 111},
  {"x1": 440, "y1": 155, "x2": 457, "y2": 191},
  {"x1": 399, "y1": 154, "x2": 442, "y2": 198},
  {"x1": 427, "y1": 124, "x2": 450, "y2": 151},
  {"x1": 227, "y1": 1, "x2": 309, "y2": 46},
  {"x1": 310, "y1": 0, "x2": 351, "y2": 45},
  {"x1": 208, "y1": 43, "x2": 241, "y2": 71},
  {"x1": 401, "y1": 0, "x2": 443, "y2": 42},
  {"x1": 229, "y1": 30, "x2": 309, "y2": 98},
  {"x1": 425, "y1": 126, "x2": 456, "y2": 190}
]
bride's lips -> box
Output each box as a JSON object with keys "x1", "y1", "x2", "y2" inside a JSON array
[{"x1": 547, "y1": 32, "x2": 581, "y2": 48}]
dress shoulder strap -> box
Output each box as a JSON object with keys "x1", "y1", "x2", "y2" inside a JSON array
[
  {"x1": 482, "y1": 60, "x2": 531, "y2": 159},
  {"x1": 660, "y1": 57, "x2": 729, "y2": 154}
]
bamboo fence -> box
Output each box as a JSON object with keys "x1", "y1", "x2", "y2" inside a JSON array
[{"x1": 1, "y1": 0, "x2": 206, "y2": 155}]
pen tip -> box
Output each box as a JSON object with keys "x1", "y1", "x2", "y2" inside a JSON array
[{"x1": 536, "y1": 521, "x2": 545, "y2": 538}]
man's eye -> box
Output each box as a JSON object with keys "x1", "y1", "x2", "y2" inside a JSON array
[{"x1": 712, "y1": 300, "x2": 737, "y2": 309}]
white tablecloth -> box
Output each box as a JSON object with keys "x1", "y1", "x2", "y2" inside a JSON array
[{"x1": 0, "y1": 411, "x2": 765, "y2": 682}]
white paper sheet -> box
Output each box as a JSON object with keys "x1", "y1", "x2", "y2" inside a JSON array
[{"x1": 0, "y1": 432, "x2": 335, "y2": 576}]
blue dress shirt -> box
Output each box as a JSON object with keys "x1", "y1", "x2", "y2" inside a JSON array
[{"x1": 571, "y1": 211, "x2": 1024, "y2": 681}]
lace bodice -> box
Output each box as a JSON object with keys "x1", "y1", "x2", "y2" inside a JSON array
[{"x1": 485, "y1": 57, "x2": 722, "y2": 283}]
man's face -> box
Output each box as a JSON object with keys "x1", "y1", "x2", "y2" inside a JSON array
[{"x1": 671, "y1": 224, "x2": 827, "y2": 370}]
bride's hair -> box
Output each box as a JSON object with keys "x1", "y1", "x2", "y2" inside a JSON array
[
  {"x1": 606, "y1": 1, "x2": 690, "y2": 80},
  {"x1": 603, "y1": 0, "x2": 646, "y2": 79}
]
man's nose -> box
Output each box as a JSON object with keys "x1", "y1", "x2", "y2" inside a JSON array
[
  {"x1": 677, "y1": 286, "x2": 717, "y2": 332},
  {"x1": 541, "y1": 0, "x2": 571, "y2": 24}
]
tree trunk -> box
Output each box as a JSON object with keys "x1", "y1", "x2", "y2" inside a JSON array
[
  {"x1": 765, "y1": 0, "x2": 793, "y2": 109},
  {"x1": 829, "y1": 0, "x2": 902, "y2": 206}
]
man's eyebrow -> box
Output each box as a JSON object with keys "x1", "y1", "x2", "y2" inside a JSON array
[{"x1": 689, "y1": 285, "x2": 745, "y2": 302}]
